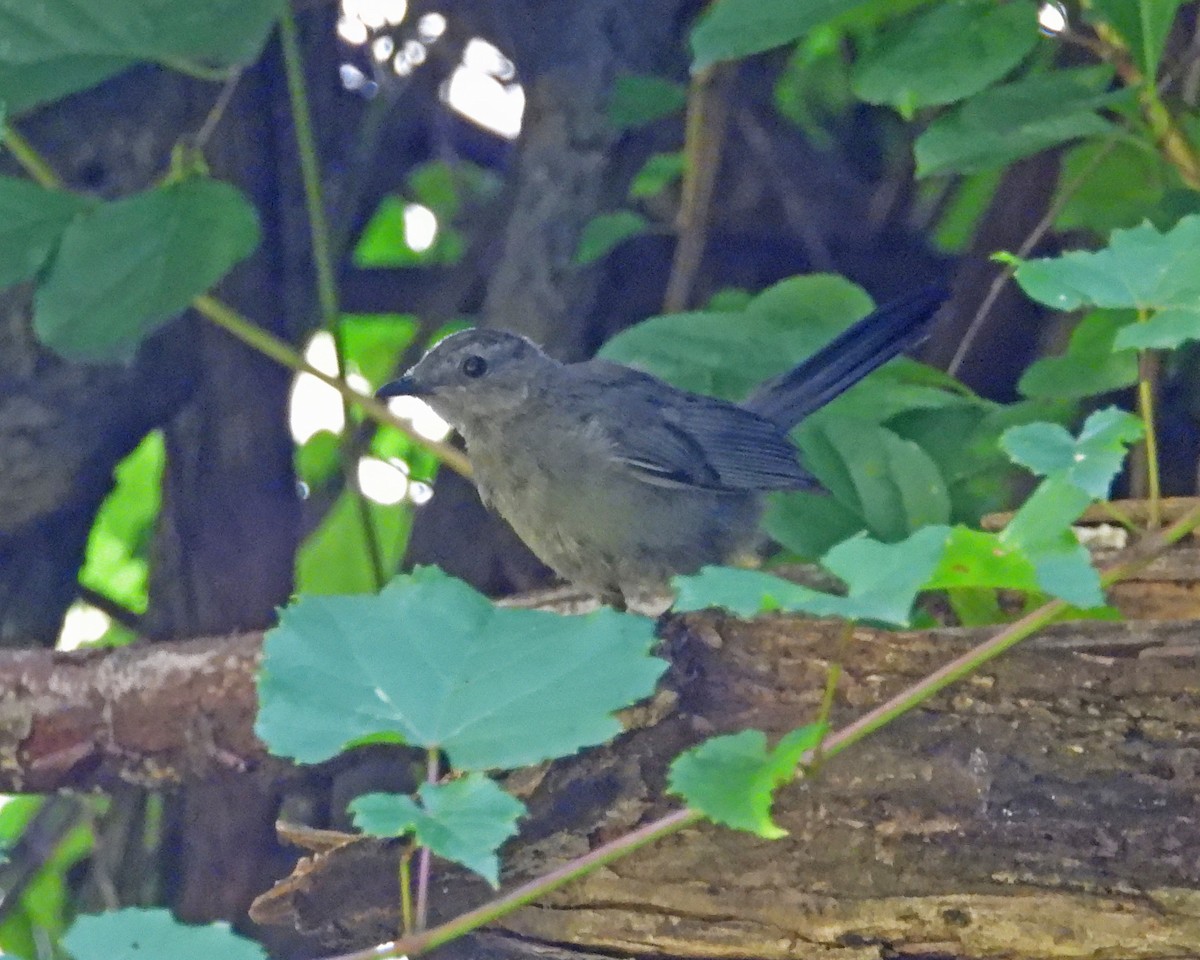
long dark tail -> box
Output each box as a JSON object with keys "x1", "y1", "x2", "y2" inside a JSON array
[{"x1": 742, "y1": 284, "x2": 949, "y2": 430}]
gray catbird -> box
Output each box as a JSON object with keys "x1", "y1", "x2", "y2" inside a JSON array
[{"x1": 378, "y1": 286, "x2": 947, "y2": 605}]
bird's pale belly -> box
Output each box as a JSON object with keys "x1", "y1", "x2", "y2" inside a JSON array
[{"x1": 469, "y1": 436, "x2": 761, "y2": 600}]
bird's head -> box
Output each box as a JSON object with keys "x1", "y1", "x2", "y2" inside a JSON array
[{"x1": 376, "y1": 328, "x2": 551, "y2": 429}]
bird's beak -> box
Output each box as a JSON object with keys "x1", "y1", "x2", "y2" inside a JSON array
[{"x1": 376, "y1": 375, "x2": 425, "y2": 399}]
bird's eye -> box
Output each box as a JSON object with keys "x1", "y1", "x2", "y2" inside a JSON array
[{"x1": 460, "y1": 355, "x2": 488, "y2": 378}]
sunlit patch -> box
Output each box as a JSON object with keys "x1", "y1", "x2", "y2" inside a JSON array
[
  {"x1": 340, "y1": 63, "x2": 369, "y2": 91},
  {"x1": 443, "y1": 64, "x2": 524, "y2": 139},
  {"x1": 58, "y1": 602, "x2": 112, "y2": 651},
  {"x1": 357, "y1": 456, "x2": 409, "y2": 504},
  {"x1": 343, "y1": 0, "x2": 407, "y2": 31},
  {"x1": 463, "y1": 37, "x2": 515, "y2": 81},
  {"x1": 290, "y1": 332, "x2": 346, "y2": 443},
  {"x1": 337, "y1": 15, "x2": 369, "y2": 45},
  {"x1": 1037, "y1": 1, "x2": 1067, "y2": 35},
  {"x1": 384, "y1": 394, "x2": 453, "y2": 442},
  {"x1": 371, "y1": 35, "x2": 395, "y2": 62},
  {"x1": 404, "y1": 203, "x2": 438, "y2": 253},
  {"x1": 418, "y1": 12, "x2": 447, "y2": 41}
]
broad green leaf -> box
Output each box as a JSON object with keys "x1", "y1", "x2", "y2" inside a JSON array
[
  {"x1": 1054, "y1": 140, "x2": 1168, "y2": 233},
  {"x1": 924, "y1": 527, "x2": 1040, "y2": 592},
  {"x1": 340, "y1": 313, "x2": 420, "y2": 390},
  {"x1": 797, "y1": 417, "x2": 951, "y2": 541},
  {"x1": 608, "y1": 74, "x2": 687, "y2": 128},
  {"x1": 914, "y1": 67, "x2": 1122, "y2": 177},
  {"x1": 1016, "y1": 216, "x2": 1200, "y2": 350},
  {"x1": 257, "y1": 568, "x2": 665, "y2": 770},
  {"x1": 690, "y1": 0, "x2": 867, "y2": 72},
  {"x1": 295, "y1": 489, "x2": 411, "y2": 595},
  {"x1": 574, "y1": 211, "x2": 650, "y2": 264},
  {"x1": 294, "y1": 430, "x2": 342, "y2": 489},
  {"x1": 1001, "y1": 407, "x2": 1143, "y2": 498},
  {"x1": 1000, "y1": 477, "x2": 1103, "y2": 608},
  {"x1": 354, "y1": 196, "x2": 423, "y2": 267},
  {"x1": 629, "y1": 152, "x2": 684, "y2": 199},
  {"x1": 853, "y1": 0, "x2": 1038, "y2": 113},
  {"x1": 34, "y1": 177, "x2": 260, "y2": 362},
  {"x1": 350, "y1": 775, "x2": 525, "y2": 886},
  {"x1": 64, "y1": 909, "x2": 266, "y2": 960},
  {"x1": 0, "y1": 177, "x2": 90, "y2": 287},
  {"x1": 998, "y1": 405, "x2": 1137, "y2": 607},
  {"x1": 763, "y1": 489, "x2": 865, "y2": 559},
  {"x1": 1089, "y1": 0, "x2": 1183, "y2": 78},
  {"x1": 1018, "y1": 311, "x2": 1138, "y2": 400},
  {"x1": 0, "y1": 0, "x2": 282, "y2": 114},
  {"x1": 600, "y1": 274, "x2": 872, "y2": 400},
  {"x1": 674, "y1": 524, "x2": 951, "y2": 626},
  {"x1": 79, "y1": 430, "x2": 163, "y2": 617},
  {"x1": 668, "y1": 725, "x2": 825, "y2": 837}
]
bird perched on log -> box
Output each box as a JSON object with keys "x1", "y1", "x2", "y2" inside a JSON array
[{"x1": 378, "y1": 286, "x2": 948, "y2": 607}]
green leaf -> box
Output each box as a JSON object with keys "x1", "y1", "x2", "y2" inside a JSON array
[
  {"x1": 1016, "y1": 216, "x2": 1200, "y2": 350},
  {"x1": 1001, "y1": 407, "x2": 1143, "y2": 497},
  {"x1": 34, "y1": 177, "x2": 260, "y2": 362},
  {"x1": 1000, "y1": 479, "x2": 1103, "y2": 608},
  {"x1": 797, "y1": 417, "x2": 951, "y2": 541},
  {"x1": 924, "y1": 527, "x2": 1040, "y2": 592},
  {"x1": 0, "y1": 176, "x2": 89, "y2": 288},
  {"x1": 608, "y1": 74, "x2": 687, "y2": 128},
  {"x1": 79, "y1": 430, "x2": 163, "y2": 617},
  {"x1": 669, "y1": 725, "x2": 826, "y2": 837},
  {"x1": 1089, "y1": 0, "x2": 1182, "y2": 78},
  {"x1": 852, "y1": 0, "x2": 1038, "y2": 112},
  {"x1": 339, "y1": 313, "x2": 420, "y2": 390},
  {"x1": 350, "y1": 775, "x2": 525, "y2": 887},
  {"x1": 914, "y1": 67, "x2": 1123, "y2": 177},
  {"x1": 0, "y1": 797, "x2": 94, "y2": 957},
  {"x1": 763, "y1": 489, "x2": 865, "y2": 559},
  {"x1": 674, "y1": 524, "x2": 951, "y2": 626},
  {"x1": 690, "y1": 0, "x2": 867, "y2": 72},
  {"x1": 0, "y1": 0, "x2": 283, "y2": 114},
  {"x1": 599, "y1": 274, "x2": 874, "y2": 400},
  {"x1": 257, "y1": 568, "x2": 665, "y2": 769},
  {"x1": 574, "y1": 211, "x2": 650, "y2": 264},
  {"x1": 629, "y1": 152, "x2": 685, "y2": 199},
  {"x1": 64, "y1": 909, "x2": 266, "y2": 960},
  {"x1": 1054, "y1": 140, "x2": 1168, "y2": 233},
  {"x1": 1018, "y1": 311, "x2": 1139, "y2": 400},
  {"x1": 295, "y1": 489, "x2": 412, "y2": 595}
]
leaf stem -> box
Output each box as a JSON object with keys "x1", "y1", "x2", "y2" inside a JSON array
[
  {"x1": 322, "y1": 503, "x2": 1200, "y2": 960},
  {"x1": 399, "y1": 850, "x2": 414, "y2": 935},
  {"x1": 1136, "y1": 343, "x2": 1162, "y2": 528},
  {"x1": 415, "y1": 749, "x2": 439, "y2": 930},
  {"x1": 279, "y1": 6, "x2": 386, "y2": 589},
  {"x1": 192, "y1": 295, "x2": 472, "y2": 476},
  {"x1": 2, "y1": 126, "x2": 64, "y2": 190}
]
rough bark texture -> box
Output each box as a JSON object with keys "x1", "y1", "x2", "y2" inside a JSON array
[
  {"x1": 242, "y1": 611, "x2": 1200, "y2": 959},
  {"x1": 0, "y1": 591, "x2": 1197, "y2": 956}
]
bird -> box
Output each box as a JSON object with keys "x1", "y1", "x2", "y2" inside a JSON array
[{"x1": 377, "y1": 286, "x2": 947, "y2": 607}]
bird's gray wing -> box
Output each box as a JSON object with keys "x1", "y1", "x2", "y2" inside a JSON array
[{"x1": 572, "y1": 362, "x2": 813, "y2": 491}]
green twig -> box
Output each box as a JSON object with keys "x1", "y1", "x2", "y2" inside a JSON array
[
  {"x1": 1136, "y1": 338, "x2": 1162, "y2": 528},
  {"x1": 2, "y1": 126, "x2": 63, "y2": 189},
  {"x1": 324, "y1": 502, "x2": 1200, "y2": 960},
  {"x1": 193, "y1": 295, "x2": 472, "y2": 476},
  {"x1": 279, "y1": 7, "x2": 386, "y2": 589},
  {"x1": 399, "y1": 850, "x2": 414, "y2": 936}
]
